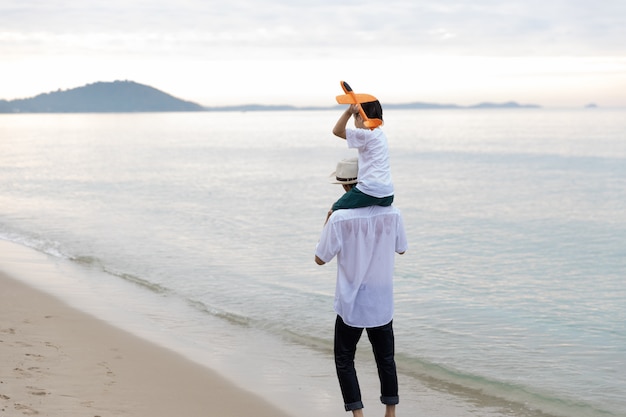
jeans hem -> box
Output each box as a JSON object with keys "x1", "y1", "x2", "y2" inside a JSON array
[
  {"x1": 344, "y1": 401, "x2": 364, "y2": 411},
  {"x1": 380, "y1": 395, "x2": 399, "y2": 405}
]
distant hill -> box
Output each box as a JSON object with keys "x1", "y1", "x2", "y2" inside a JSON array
[
  {"x1": 0, "y1": 80, "x2": 205, "y2": 113},
  {"x1": 383, "y1": 101, "x2": 540, "y2": 110},
  {"x1": 0, "y1": 80, "x2": 541, "y2": 113},
  {"x1": 205, "y1": 100, "x2": 541, "y2": 112},
  {"x1": 469, "y1": 101, "x2": 540, "y2": 109},
  {"x1": 206, "y1": 101, "x2": 540, "y2": 112}
]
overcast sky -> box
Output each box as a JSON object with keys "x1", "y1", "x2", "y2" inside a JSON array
[{"x1": 2, "y1": 0, "x2": 625, "y2": 107}]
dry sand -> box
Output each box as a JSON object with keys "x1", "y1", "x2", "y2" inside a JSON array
[{"x1": 0, "y1": 271, "x2": 294, "y2": 417}]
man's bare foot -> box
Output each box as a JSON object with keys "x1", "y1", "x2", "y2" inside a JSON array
[
  {"x1": 351, "y1": 408, "x2": 364, "y2": 417},
  {"x1": 384, "y1": 404, "x2": 396, "y2": 417}
]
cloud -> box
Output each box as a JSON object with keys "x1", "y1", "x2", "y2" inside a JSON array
[{"x1": 2, "y1": 0, "x2": 625, "y2": 57}]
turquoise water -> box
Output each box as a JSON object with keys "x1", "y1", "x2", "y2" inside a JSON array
[{"x1": 1, "y1": 109, "x2": 625, "y2": 416}]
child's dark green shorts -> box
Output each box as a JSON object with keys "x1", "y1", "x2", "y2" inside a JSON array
[{"x1": 332, "y1": 187, "x2": 394, "y2": 211}]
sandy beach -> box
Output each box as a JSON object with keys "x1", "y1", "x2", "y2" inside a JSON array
[{"x1": 0, "y1": 270, "x2": 294, "y2": 417}]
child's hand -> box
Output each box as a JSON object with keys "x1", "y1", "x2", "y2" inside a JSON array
[{"x1": 349, "y1": 104, "x2": 361, "y2": 114}]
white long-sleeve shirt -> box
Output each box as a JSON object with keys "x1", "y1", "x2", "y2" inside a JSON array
[{"x1": 316, "y1": 206, "x2": 407, "y2": 327}]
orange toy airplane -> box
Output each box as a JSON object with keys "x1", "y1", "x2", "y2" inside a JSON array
[{"x1": 335, "y1": 81, "x2": 383, "y2": 129}]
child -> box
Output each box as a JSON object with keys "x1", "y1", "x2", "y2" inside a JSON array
[{"x1": 330, "y1": 101, "x2": 394, "y2": 213}]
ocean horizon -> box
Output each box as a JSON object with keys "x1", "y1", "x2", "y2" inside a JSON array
[{"x1": 1, "y1": 108, "x2": 625, "y2": 417}]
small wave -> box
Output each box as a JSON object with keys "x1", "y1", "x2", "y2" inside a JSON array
[
  {"x1": 184, "y1": 297, "x2": 334, "y2": 353},
  {"x1": 102, "y1": 269, "x2": 171, "y2": 295},
  {"x1": 186, "y1": 298, "x2": 252, "y2": 327},
  {"x1": 71, "y1": 255, "x2": 104, "y2": 267},
  {"x1": 69, "y1": 252, "x2": 171, "y2": 295},
  {"x1": 0, "y1": 227, "x2": 69, "y2": 260},
  {"x1": 394, "y1": 353, "x2": 617, "y2": 417},
  {"x1": 0, "y1": 226, "x2": 172, "y2": 296}
]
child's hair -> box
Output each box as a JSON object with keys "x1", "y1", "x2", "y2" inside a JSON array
[{"x1": 361, "y1": 100, "x2": 383, "y2": 121}]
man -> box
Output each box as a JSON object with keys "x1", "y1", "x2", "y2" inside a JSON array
[{"x1": 315, "y1": 158, "x2": 408, "y2": 417}]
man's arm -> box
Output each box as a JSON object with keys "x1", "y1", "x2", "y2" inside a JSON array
[
  {"x1": 332, "y1": 104, "x2": 358, "y2": 139},
  {"x1": 315, "y1": 255, "x2": 326, "y2": 265}
]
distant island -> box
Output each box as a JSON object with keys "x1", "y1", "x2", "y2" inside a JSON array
[
  {"x1": 0, "y1": 81, "x2": 204, "y2": 113},
  {"x1": 0, "y1": 80, "x2": 541, "y2": 113},
  {"x1": 382, "y1": 101, "x2": 540, "y2": 110}
]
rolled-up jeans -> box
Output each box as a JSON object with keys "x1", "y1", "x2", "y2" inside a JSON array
[{"x1": 334, "y1": 315, "x2": 399, "y2": 411}]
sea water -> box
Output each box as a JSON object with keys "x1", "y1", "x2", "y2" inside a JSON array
[{"x1": 1, "y1": 109, "x2": 625, "y2": 417}]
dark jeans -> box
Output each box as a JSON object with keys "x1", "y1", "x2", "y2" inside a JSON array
[{"x1": 334, "y1": 315, "x2": 399, "y2": 411}]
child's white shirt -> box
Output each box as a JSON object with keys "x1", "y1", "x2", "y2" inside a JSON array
[{"x1": 346, "y1": 127, "x2": 394, "y2": 198}]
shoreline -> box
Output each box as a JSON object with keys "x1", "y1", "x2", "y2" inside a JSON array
[
  {"x1": 0, "y1": 270, "x2": 295, "y2": 417},
  {"x1": 1, "y1": 239, "x2": 590, "y2": 417}
]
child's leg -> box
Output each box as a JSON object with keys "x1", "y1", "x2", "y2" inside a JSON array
[
  {"x1": 377, "y1": 194, "x2": 394, "y2": 207},
  {"x1": 332, "y1": 187, "x2": 394, "y2": 211}
]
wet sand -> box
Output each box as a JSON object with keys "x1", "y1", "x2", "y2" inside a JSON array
[{"x1": 0, "y1": 271, "x2": 294, "y2": 417}]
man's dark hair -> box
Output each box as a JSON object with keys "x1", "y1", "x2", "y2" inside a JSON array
[{"x1": 361, "y1": 100, "x2": 383, "y2": 121}]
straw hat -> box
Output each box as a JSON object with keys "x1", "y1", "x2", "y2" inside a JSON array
[{"x1": 330, "y1": 157, "x2": 358, "y2": 184}]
